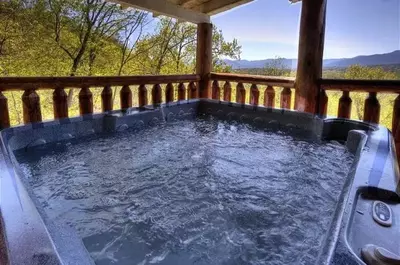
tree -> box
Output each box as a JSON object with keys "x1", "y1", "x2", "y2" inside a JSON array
[
  {"x1": 48, "y1": 0, "x2": 143, "y2": 104},
  {"x1": 212, "y1": 26, "x2": 241, "y2": 72},
  {"x1": 263, "y1": 57, "x2": 289, "y2": 76},
  {"x1": 344, "y1": 65, "x2": 397, "y2": 123}
]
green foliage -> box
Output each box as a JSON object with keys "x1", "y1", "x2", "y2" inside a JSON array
[
  {"x1": 0, "y1": 0, "x2": 241, "y2": 125},
  {"x1": 263, "y1": 57, "x2": 291, "y2": 76}
]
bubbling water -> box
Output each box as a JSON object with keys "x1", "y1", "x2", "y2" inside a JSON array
[{"x1": 17, "y1": 118, "x2": 354, "y2": 265}]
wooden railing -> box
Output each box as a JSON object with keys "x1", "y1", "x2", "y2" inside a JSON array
[
  {"x1": 209, "y1": 73, "x2": 296, "y2": 108},
  {"x1": 319, "y1": 78, "x2": 400, "y2": 158},
  {"x1": 0, "y1": 74, "x2": 200, "y2": 129}
]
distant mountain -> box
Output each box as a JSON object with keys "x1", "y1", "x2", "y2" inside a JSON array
[{"x1": 224, "y1": 50, "x2": 400, "y2": 69}]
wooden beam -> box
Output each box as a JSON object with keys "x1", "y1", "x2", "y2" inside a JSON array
[
  {"x1": 210, "y1": 73, "x2": 295, "y2": 88},
  {"x1": 110, "y1": 0, "x2": 210, "y2": 23},
  {"x1": 320, "y1": 79, "x2": 400, "y2": 93},
  {"x1": 197, "y1": 23, "x2": 213, "y2": 98},
  {"x1": 0, "y1": 75, "x2": 201, "y2": 90},
  {"x1": 295, "y1": 0, "x2": 326, "y2": 113},
  {"x1": 199, "y1": 0, "x2": 253, "y2": 15}
]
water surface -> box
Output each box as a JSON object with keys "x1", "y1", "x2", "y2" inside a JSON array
[{"x1": 18, "y1": 118, "x2": 354, "y2": 265}]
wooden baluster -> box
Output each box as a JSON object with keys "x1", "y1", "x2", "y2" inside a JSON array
[
  {"x1": 212, "y1": 80, "x2": 220, "y2": 100},
  {"x1": 101, "y1": 85, "x2": 113, "y2": 112},
  {"x1": 22, "y1": 89, "x2": 42, "y2": 123},
  {"x1": 236, "y1": 82, "x2": 246, "y2": 104},
  {"x1": 53, "y1": 87, "x2": 68, "y2": 119},
  {"x1": 0, "y1": 91, "x2": 10, "y2": 129},
  {"x1": 318, "y1": 89, "x2": 328, "y2": 116},
  {"x1": 223, "y1": 81, "x2": 232, "y2": 102},
  {"x1": 250, "y1": 84, "x2": 259, "y2": 106},
  {"x1": 338, "y1": 91, "x2": 352, "y2": 119},
  {"x1": 79, "y1": 86, "x2": 93, "y2": 115},
  {"x1": 188, "y1": 82, "x2": 198, "y2": 99},
  {"x1": 165, "y1": 83, "x2": 174, "y2": 103},
  {"x1": 392, "y1": 94, "x2": 400, "y2": 136},
  {"x1": 280, "y1": 87, "x2": 292, "y2": 109},
  {"x1": 264, "y1": 85, "x2": 275, "y2": 108},
  {"x1": 138, "y1": 84, "x2": 148, "y2": 107},
  {"x1": 393, "y1": 94, "x2": 400, "y2": 162},
  {"x1": 364, "y1": 92, "x2": 380, "y2": 124},
  {"x1": 178, "y1": 83, "x2": 186, "y2": 101},
  {"x1": 152, "y1": 84, "x2": 162, "y2": 105},
  {"x1": 120, "y1": 85, "x2": 132, "y2": 109}
]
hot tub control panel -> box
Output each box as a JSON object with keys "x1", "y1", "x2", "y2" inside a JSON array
[{"x1": 373, "y1": 201, "x2": 392, "y2": 227}]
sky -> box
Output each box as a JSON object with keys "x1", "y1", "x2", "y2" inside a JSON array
[{"x1": 211, "y1": 0, "x2": 400, "y2": 60}]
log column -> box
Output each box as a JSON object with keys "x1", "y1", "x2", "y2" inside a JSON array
[
  {"x1": 236, "y1": 83, "x2": 246, "y2": 104},
  {"x1": 212, "y1": 80, "x2": 220, "y2": 100},
  {"x1": 53, "y1": 87, "x2": 68, "y2": 119},
  {"x1": 264, "y1": 86, "x2": 275, "y2": 108},
  {"x1": 223, "y1": 81, "x2": 232, "y2": 102},
  {"x1": 280, "y1": 87, "x2": 292, "y2": 109},
  {"x1": 101, "y1": 85, "x2": 113, "y2": 112},
  {"x1": 250, "y1": 84, "x2": 259, "y2": 106},
  {"x1": 295, "y1": 0, "x2": 327, "y2": 113},
  {"x1": 196, "y1": 23, "x2": 212, "y2": 99},
  {"x1": 152, "y1": 84, "x2": 162, "y2": 105},
  {"x1": 393, "y1": 94, "x2": 400, "y2": 162},
  {"x1": 338, "y1": 91, "x2": 352, "y2": 119},
  {"x1": 188, "y1": 82, "x2": 198, "y2": 99},
  {"x1": 0, "y1": 91, "x2": 10, "y2": 129},
  {"x1": 138, "y1": 84, "x2": 148, "y2": 107},
  {"x1": 79, "y1": 86, "x2": 93, "y2": 115},
  {"x1": 178, "y1": 83, "x2": 186, "y2": 101},
  {"x1": 120, "y1": 85, "x2": 132, "y2": 109},
  {"x1": 22, "y1": 89, "x2": 42, "y2": 123},
  {"x1": 165, "y1": 83, "x2": 174, "y2": 103},
  {"x1": 364, "y1": 92, "x2": 380, "y2": 124}
]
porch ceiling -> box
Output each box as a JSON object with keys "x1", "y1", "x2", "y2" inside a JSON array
[{"x1": 110, "y1": 0, "x2": 254, "y2": 23}]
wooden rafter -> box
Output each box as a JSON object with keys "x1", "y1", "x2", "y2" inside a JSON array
[
  {"x1": 109, "y1": 0, "x2": 210, "y2": 23},
  {"x1": 107, "y1": 0, "x2": 253, "y2": 23}
]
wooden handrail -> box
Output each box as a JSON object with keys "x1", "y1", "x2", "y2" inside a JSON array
[
  {"x1": 210, "y1": 73, "x2": 295, "y2": 88},
  {"x1": 320, "y1": 79, "x2": 400, "y2": 93},
  {"x1": 0, "y1": 74, "x2": 200, "y2": 90}
]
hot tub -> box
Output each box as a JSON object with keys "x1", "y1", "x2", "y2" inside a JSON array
[{"x1": 0, "y1": 99, "x2": 399, "y2": 265}]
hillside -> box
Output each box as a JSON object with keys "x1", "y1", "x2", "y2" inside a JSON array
[{"x1": 224, "y1": 50, "x2": 400, "y2": 69}]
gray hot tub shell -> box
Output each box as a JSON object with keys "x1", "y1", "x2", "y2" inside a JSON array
[{"x1": 0, "y1": 99, "x2": 399, "y2": 265}]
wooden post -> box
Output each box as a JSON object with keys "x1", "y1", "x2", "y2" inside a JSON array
[
  {"x1": 264, "y1": 86, "x2": 275, "y2": 108},
  {"x1": 120, "y1": 85, "x2": 132, "y2": 109},
  {"x1": 0, "y1": 91, "x2": 10, "y2": 129},
  {"x1": 165, "y1": 83, "x2": 174, "y2": 103},
  {"x1": 188, "y1": 82, "x2": 198, "y2": 99},
  {"x1": 101, "y1": 85, "x2": 113, "y2": 112},
  {"x1": 280, "y1": 87, "x2": 292, "y2": 109},
  {"x1": 250, "y1": 84, "x2": 259, "y2": 106},
  {"x1": 338, "y1": 91, "x2": 352, "y2": 119},
  {"x1": 364, "y1": 92, "x2": 380, "y2": 124},
  {"x1": 295, "y1": 0, "x2": 327, "y2": 113},
  {"x1": 236, "y1": 82, "x2": 246, "y2": 104},
  {"x1": 152, "y1": 84, "x2": 162, "y2": 105},
  {"x1": 223, "y1": 81, "x2": 232, "y2": 102},
  {"x1": 318, "y1": 89, "x2": 328, "y2": 116},
  {"x1": 79, "y1": 86, "x2": 93, "y2": 115},
  {"x1": 53, "y1": 87, "x2": 68, "y2": 119},
  {"x1": 212, "y1": 80, "x2": 220, "y2": 100},
  {"x1": 392, "y1": 95, "x2": 400, "y2": 162},
  {"x1": 392, "y1": 94, "x2": 400, "y2": 136},
  {"x1": 138, "y1": 84, "x2": 148, "y2": 107},
  {"x1": 196, "y1": 23, "x2": 212, "y2": 99},
  {"x1": 22, "y1": 89, "x2": 42, "y2": 123},
  {"x1": 178, "y1": 83, "x2": 186, "y2": 101}
]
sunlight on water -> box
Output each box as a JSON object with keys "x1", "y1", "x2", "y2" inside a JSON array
[{"x1": 17, "y1": 118, "x2": 354, "y2": 265}]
